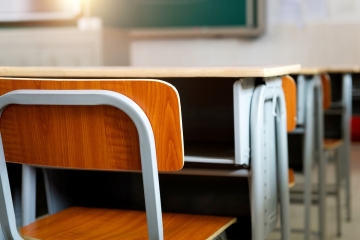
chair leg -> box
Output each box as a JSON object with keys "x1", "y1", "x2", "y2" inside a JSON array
[
  {"x1": 335, "y1": 148, "x2": 342, "y2": 237},
  {"x1": 22, "y1": 165, "x2": 36, "y2": 226},
  {"x1": 344, "y1": 143, "x2": 352, "y2": 222},
  {"x1": 0, "y1": 165, "x2": 23, "y2": 239},
  {"x1": 314, "y1": 77, "x2": 326, "y2": 240},
  {"x1": 318, "y1": 150, "x2": 327, "y2": 240},
  {"x1": 303, "y1": 142, "x2": 312, "y2": 240},
  {"x1": 275, "y1": 93, "x2": 291, "y2": 240}
]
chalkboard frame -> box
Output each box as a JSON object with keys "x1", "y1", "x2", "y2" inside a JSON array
[{"x1": 128, "y1": 0, "x2": 265, "y2": 38}]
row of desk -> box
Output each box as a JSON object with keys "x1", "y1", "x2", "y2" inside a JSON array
[
  {"x1": 0, "y1": 65, "x2": 356, "y2": 239},
  {"x1": 289, "y1": 66, "x2": 358, "y2": 240}
]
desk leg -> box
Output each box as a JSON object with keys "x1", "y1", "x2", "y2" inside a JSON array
[
  {"x1": 342, "y1": 74, "x2": 352, "y2": 222},
  {"x1": 250, "y1": 85, "x2": 267, "y2": 240},
  {"x1": 303, "y1": 78, "x2": 315, "y2": 240},
  {"x1": 315, "y1": 79, "x2": 326, "y2": 240},
  {"x1": 250, "y1": 83, "x2": 290, "y2": 240}
]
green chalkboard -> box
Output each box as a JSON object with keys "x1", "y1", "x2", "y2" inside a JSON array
[{"x1": 91, "y1": 0, "x2": 262, "y2": 35}]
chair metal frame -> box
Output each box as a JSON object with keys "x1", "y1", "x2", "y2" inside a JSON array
[
  {"x1": 321, "y1": 72, "x2": 353, "y2": 236},
  {"x1": 0, "y1": 90, "x2": 164, "y2": 240},
  {"x1": 291, "y1": 75, "x2": 326, "y2": 240},
  {"x1": 294, "y1": 73, "x2": 352, "y2": 240}
]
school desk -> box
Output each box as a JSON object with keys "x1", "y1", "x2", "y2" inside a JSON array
[
  {"x1": 290, "y1": 67, "x2": 356, "y2": 240},
  {"x1": 0, "y1": 65, "x2": 300, "y2": 240},
  {"x1": 320, "y1": 65, "x2": 359, "y2": 224}
]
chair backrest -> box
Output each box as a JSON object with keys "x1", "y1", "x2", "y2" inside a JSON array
[
  {"x1": 0, "y1": 78, "x2": 184, "y2": 240},
  {"x1": 321, "y1": 73, "x2": 332, "y2": 110},
  {"x1": 0, "y1": 79, "x2": 184, "y2": 171},
  {"x1": 282, "y1": 75, "x2": 297, "y2": 132}
]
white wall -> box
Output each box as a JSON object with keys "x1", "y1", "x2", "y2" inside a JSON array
[
  {"x1": 131, "y1": 0, "x2": 360, "y2": 67},
  {"x1": 0, "y1": 27, "x2": 129, "y2": 67}
]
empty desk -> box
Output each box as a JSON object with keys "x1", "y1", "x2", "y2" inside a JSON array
[{"x1": 0, "y1": 65, "x2": 300, "y2": 240}]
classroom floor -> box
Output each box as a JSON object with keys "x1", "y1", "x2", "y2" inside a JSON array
[{"x1": 267, "y1": 143, "x2": 360, "y2": 240}]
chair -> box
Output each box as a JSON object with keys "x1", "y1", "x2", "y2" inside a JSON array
[
  {"x1": 321, "y1": 73, "x2": 343, "y2": 237},
  {"x1": 0, "y1": 79, "x2": 236, "y2": 240}
]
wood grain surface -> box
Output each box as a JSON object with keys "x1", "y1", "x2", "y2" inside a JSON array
[
  {"x1": 0, "y1": 79, "x2": 183, "y2": 171},
  {"x1": 288, "y1": 169, "x2": 295, "y2": 188},
  {"x1": 21, "y1": 207, "x2": 237, "y2": 240},
  {"x1": 323, "y1": 139, "x2": 343, "y2": 150},
  {"x1": 282, "y1": 75, "x2": 297, "y2": 132},
  {"x1": 321, "y1": 73, "x2": 332, "y2": 110},
  {"x1": 0, "y1": 65, "x2": 300, "y2": 78}
]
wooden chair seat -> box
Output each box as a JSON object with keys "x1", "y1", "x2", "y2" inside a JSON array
[
  {"x1": 21, "y1": 207, "x2": 236, "y2": 240},
  {"x1": 323, "y1": 139, "x2": 343, "y2": 150}
]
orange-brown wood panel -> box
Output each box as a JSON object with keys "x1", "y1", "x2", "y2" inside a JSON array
[
  {"x1": 288, "y1": 169, "x2": 295, "y2": 188},
  {"x1": 282, "y1": 75, "x2": 297, "y2": 132},
  {"x1": 21, "y1": 207, "x2": 236, "y2": 240},
  {"x1": 323, "y1": 139, "x2": 343, "y2": 150},
  {"x1": 0, "y1": 79, "x2": 183, "y2": 171},
  {"x1": 321, "y1": 73, "x2": 332, "y2": 110}
]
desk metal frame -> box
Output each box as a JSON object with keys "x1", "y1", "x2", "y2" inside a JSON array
[
  {"x1": 250, "y1": 77, "x2": 290, "y2": 240},
  {"x1": 341, "y1": 73, "x2": 352, "y2": 222},
  {"x1": 175, "y1": 76, "x2": 291, "y2": 240},
  {"x1": 12, "y1": 77, "x2": 291, "y2": 240}
]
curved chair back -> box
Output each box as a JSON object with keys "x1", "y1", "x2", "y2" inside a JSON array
[
  {"x1": 0, "y1": 79, "x2": 183, "y2": 171},
  {"x1": 321, "y1": 73, "x2": 332, "y2": 110},
  {"x1": 282, "y1": 75, "x2": 297, "y2": 132}
]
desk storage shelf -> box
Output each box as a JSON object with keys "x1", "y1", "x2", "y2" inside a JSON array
[{"x1": 165, "y1": 77, "x2": 253, "y2": 166}]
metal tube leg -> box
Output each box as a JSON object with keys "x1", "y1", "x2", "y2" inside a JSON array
[
  {"x1": 345, "y1": 143, "x2": 351, "y2": 221},
  {"x1": 314, "y1": 77, "x2": 326, "y2": 240},
  {"x1": 303, "y1": 79, "x2": 315, "y2": 240},
  {"x1": 0, "y1": 134, "x2": 22, "y2": 239},
  {"x1": 342, "y1": 74, "x2": 352, "y2": 222},
  {"x1": 335, "y1": 148, "x2": 342, "y2": 237},
  {"x1": 0, "y1": 168, "x2": 23, "y2": 240},
  {"x1": 303, "y1": 144, "x2": 312, "y2": 240},
  {"x1": 250, "y1": 85, "x2": 266, "y2": 240},
  {"x1": 276, "y1": 91, "x2": 291, "y2": 240},
  {"x1": 22, "y1": 165, "x2": 36, "y2": 226},
  {"x1": 346, "y1": 156, "x2": 351, "y2": 221},
  {"x1": 318, "y1": 150, "x2": 327, "y2": 240},
  {"x1": 43, "y1": 169, "x2": 72, "y2": 214}
]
